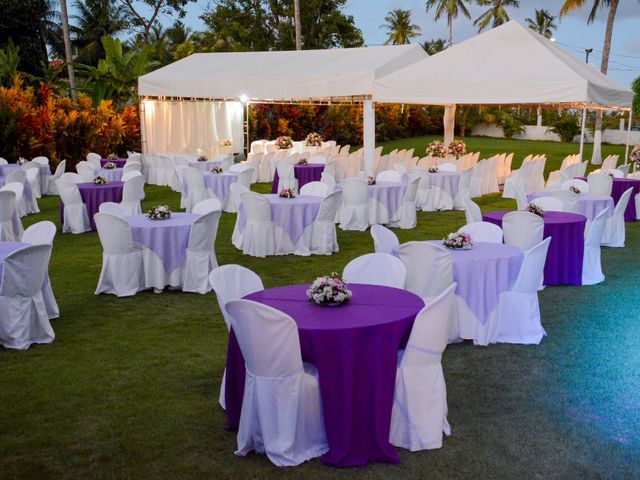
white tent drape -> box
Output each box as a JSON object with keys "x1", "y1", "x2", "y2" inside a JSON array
[{"x1": 141, "y1": 99, "x2": 244, "y2": 155}]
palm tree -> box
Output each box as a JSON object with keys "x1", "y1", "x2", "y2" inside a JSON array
[
  {"x1": 525, "y1": 9, "x2": 557, "y2": 38},
  {"x1": 294, "y1": 0, "x2": 302, "y2": 50},
  {"x1": 425, "y1": 0, "x2": 471, "y2": 46},
  {"x1": 72, "y1": 0, "x2": 130, "y2": 65},
  {"x1": 381, "y1": 9, "x2": 421, "y2": 45},
  {"x1": 59, "y1": 0, "x2": 77, "y2": 100},
  {"x1": 560, "y1": 0, "x2": 619, "y2": 164},
  {"x1": 474, "y1": 0, "x2": 520, "y2": 32},
  {"x1": 423, "y1": 38, "x2": 448, "y2": 55}
]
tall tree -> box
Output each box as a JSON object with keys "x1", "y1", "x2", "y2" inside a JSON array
[
  {"x1": 560, "y1": 0, "x2": 619, "y2": 164},
  {"x1": 423, "y1": 38, "x2": 448, "y2": 55},
  {"x1": 381, "y1": 9, "x2": 421, "y2": 45},
  {"x1": 294, "y1": 0, "x2": 302, "y2": 50},
  {"x1": 474, "y1": 0, "x2": 520, "y2": 32},
  {"x1": 425, "y1": 0, "x2": 471, "y2": 46},
  {"x1": 525, "y1": 9, "x2": 557, "y2": 38},
  {"x1": 72, "y1": 0, "x2": 130, "y2": 65},
  {"x1": 118, "y1": 0, "x2": 197, "y2": 45},
  {"x1": 59, "y1": 0, "x2": 77, "y2": 99}
]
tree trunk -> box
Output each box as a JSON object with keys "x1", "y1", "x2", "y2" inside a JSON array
[
  {"x1": 59, "y1": 0, "x2": 77, "y2": 101},
  {"x1": 294, "y1": 0, "x2": 302, "y2": 50},
  {"x1": 592, "y1": 0, "x2": 619, "y2": 165},
  {"x1": 448, "y1": 18, "x2": 453, "y2": 46}
]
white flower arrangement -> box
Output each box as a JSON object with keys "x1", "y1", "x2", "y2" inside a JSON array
[
  {"x1": 428, "y1": 166, "x2": 439, "y2": 173},
  {"x1": 447, "y1": 140, "x2": 467, "y2": 159},
  {"x1": 17, "y1": 157, "x2": 28, "y2": 165},
  {"x1": 305, "y1": 132, "x2": 323, "y2": 147},
  {"x1": 147, "y1": 205, "x2": 171, "y2": 220},
  {"x1": 569, "y1": 186, "x2": 581, "y2": 194},
  {"x1": 527, "y1": 203, "x2": 545, "y2": 217},
  {"x1": 219, "y1": 139, "x2": 232, "y2": 147},
  {"x1": 92, "y1": 175, "x2": 108, "y2": 185},
  {"x1": 279, "y1": 188, "x2": 295, "y2": 198},
  {"x1": 631, "y1": 144, "x2": 640, "y2": 169},
  {"x1": 443, "y1": 232, "x2": 473, "y2": 249},
  {"x1": 103, "y1": 161, "x2": 116, "y2": 170},
  {"x1": 306, "y1": 272, "x2": 352, "y2": 306},
  {"x1": 366, "y1": 176, "x2": 376, "y2": 185},
  {"x1": 296, "y1": 158, "x2": 308, "y2": 165},
  {"x1": 107, "y1": 153, "x2": 118, "y2": 161},
  {"x1": 211, "y1": 166, "x2": 223, "y2": 173},
  {"x1": 425, "y1": 140, "x2": 447, "y2": 158},
  {"x1": 275, "y1": 136, "x2": 293, "y2": 149}
]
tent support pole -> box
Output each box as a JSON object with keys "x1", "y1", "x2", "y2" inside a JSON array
[
  {"x1": 624, "y1": 109, "x2": 632, "y2": 165},
  {"x1": 363, "y1": 100, "x2": 375, "y2": 174},
  {"x1": 243, "y1": 102, "x2": 250, "y2": 159},
  {"x1": 579, "y1": 105, "x2": 587, "y2": 162}
]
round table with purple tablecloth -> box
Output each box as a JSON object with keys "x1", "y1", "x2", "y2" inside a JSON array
[
  {"x1": 97, "y1": 167, "x2": 123, "y2": 183},
  {"x1": 528, "y1": 192, "x2": 614, "y2": 221},
  {"x1": 483, "y1": 210, "x2": 586, "y2": 286},
  {"x1": 60, "y1": 182, "x2": 124, "y2": 231},
  {"x1": 577, "y1": 176, "x2": 640, "y2": 222},
  {"x1": 202, "y1": 172, "x2": 238, "y2": 207},
  {"x1": 271, "y1": 163, "x2": 324, "y2": 193},
  {"x1": 225, "y1": 284, "x2": 424, "y2": 467},
  {"x1": 426, "y1": 171, "x2": 459, "y2": 210},
  {"x1": 368, "y1": 181, "x2": 407, "y2": 224},
  {"x1": 189, "y1": 160, "x2": 221, "y2": 171},
  {"x1": 100, "y1": 158, "x2": 127, "y2": 168}
]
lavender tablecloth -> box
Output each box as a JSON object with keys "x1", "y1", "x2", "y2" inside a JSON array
[
  {"x1": 60, "y1": 182, "x2": 124, "y2": 231},
  {"x1": 577, "y1": 176, "x2": 640, "y2": 222},
  {"x1": 189, "y1": 160, "x2": 221, "y2": 171},
  {"x1": 127, "y1": 213, "x2": 198, "y2": 273},
  {"x1": 97, "y1": 167, "x2": 124, "y2": 183},
  {"x1": 0, "y1": 241, "x2": 29, "y2": 281},
  {"x1": 429, "y1": 241, "x2": 523, "y2": 325},
  {"x1": 528, "y1": 192, "x2": 614, "y2": 221},
  {"x1": 483, "y1": 210, "x2": 586, "y2": 286},
  {"x1": 426, "y1": 171, "x2": 459, "y2": 198},
  {"x1": 225, "y1": 284, "x2": 425, "y2": 467},
  {"x1": 369, "y1": 182, "x2": 406, "y2": 223},
  {"x1": 100, "y1": 158, "x2": 127, "y2": 168},
  {"x1": 202, "y1": 172, "x2": 238, "y2": 204},
  {"x1": 271, "y1": 164, "x2": 324, "y2": 193},
  {"x1": 237, "y1": 194, "x2": 321, "y2": 243}
]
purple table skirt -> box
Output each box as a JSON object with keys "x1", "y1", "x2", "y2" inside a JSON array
[
  {"x1": 127, "y1": 213, "x2": 198, "y2": 273},
  {"x1": 0, "y1": 241, "x2": 30, "y2": 282},
  {"x1": 483, "y1": 210, "x2": 586, "y2": 286},
  {"x1": 59, "y1": 182, "x2": 124, "y2": 231},
  {"x1": 225, "y1": 284, "x2": 425, "y2": 467},
  {"x1": 101, "y1": 158, "x2": 127, "y2": 168},
  {"x1": 271, "y1": 164, "x2": 324, "y2": 193},
  {"x1": 426, "y1": 171, "x2": 460, "y2": 199},
  {"x1": 577, "y1": 176, "x2": 640, "y2": 222}
]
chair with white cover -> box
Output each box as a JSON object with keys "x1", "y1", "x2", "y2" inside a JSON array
[
  {"x1": 275, "y1": 160, "x2": 298, "y2": 193},
  {"x1": 300, "y1": 181, "x2": 330, "y2": 197},
  {"x1": 339, "y1": 178, "x2": 369, "y2": 231},
  {"x1": 98, "y1": 202, "x2": 126, "y2": 216},
  {"x1": 407, "y1": 168, "x2": 430, "y2": 211},
  {"x1": 370, "y1": 224, "x2": 400, "y2": 256},
  {"x1": 453, "y1": 168, "x2": 473, "y2": 210},
  {"x1": 529, "y1": 196, "x2": 564, "y2": 212},
  {"x1": 602, "y1": 155, "x2": 618, "y2": 171},
  {"x1": 376, "y1": 170, "x2": 402, "y2": 183},
  {"x1": 192, "y1": 198, "x2": 222, "y2": 215},
  {"x1": 46, "y1": 159, "x2": 66, "y2": 195},
  {"x1": 438, "y1": 162, "x2": 456, "y2": 172},
  {"x1": 240, "y1": 192, "x2": 276, "y2": 257},
  {"x1": 182, "y1": 210, "x2": 221, "y2": 294},
  {"x1": 123, "y1": 163, "x2": 141, "y2": 178},
  {"x1": 0, "y1": 190, "x2": 17, "y2": 241},
  {"x1": 320, "y1": 172, "x2": 336, "y2": 191},
  {"x1": 225, "y1": 299, "x2": 328, "y2": 466},
  {"x1": 307, "y1": 190, "x2": 342, "y2": 255},
  {"x1": 0, "y1": 244, "x2": 55, "y2": 350},
  {"x1": 1, "y1": 181, "x2": 26, "y2": 219},
  {"x1": 601, "y1": 187, "x2": 633, "y2": 247},
  {"x1": 582, "y1": 208, "x2": 609, "y2": 285},
  {"x1": 86, "y1": 152, "x2": 102, "y2": 169},
  {"x1": 388, "y1": 177, "x2": 420, "y2": 229},
  {"x1": 221, "y1": 156, "x2": 234, "y2": 172},
  {"x1": 457, "y1": 221, "x2": 503, "y2": 243},
  {"x1": 309, "y1": 155, "x2": 327, "y2": 164},
  {"x1": 617, "y1": 164, "x2": 630, "y2": 178},
  {"x1": 225, "y1": 168, "x2": 254, "y2": 213},
  {"x1": 94, "y1": 213, "x2": 145, "y2": 297},
  {"x1": 76, "y1": 161, "x2": 96, "y2": 182},
  {"x1": 469, "y1": 161, "x2": 483, "y2": 197},
  {"x1": 561, "y1": 178, "x2": 589, "y2": 193},
  {"x1": 23, "y1": 164, "x2": 42, "y2": 198},
  {"x1": 56, "y1": 180, "x2": 91, "y2": 234},
  {"x1": 21, "y1": 221, "x2": 59, "y2": 319},
  {"x1": 390, "y1": 283, "x2": 456, "y2": 452},
  {"x1": 342, "y1": 253, "x2": 406, "y2": 288},
  {"x1": 587, "y1": 173, "x2": 613, "y2": 197},
  {"x1": 399, "y1": 241, "x2": 453, "y2": 302},
  {"x1": 60, "y1": 172, "x2": 83, "y2": 183},
  {"x1": 495, "y1": 237, "x2": 551, "y2": 345},
  {"x1": 463, "y1": 197, "x2": 482, "y2": 224},
  {"x1": 503, "y1": 160, "x2": 535, "y2": 198},
  {"x1": 503, "y1": 211, "x2": 544, "y2": 251},
  {"x1": 182, "y1": 167, "x2": 214, "y2": 213},
  {"x1": 120, "y1": 175, "x2": 144, "y2": 215},
  {"x1": 230, "y1": 184, "x2": 249, "y2": 249},
  {"x1": 121, "y1": 171, "x2": 142, "y2": 183},
  {"x1": 31, "y1": 156, "x2": 49, "y2": 166},
  {"x1": 549, "y1": 190, "x2": 579, "y2": 213}
]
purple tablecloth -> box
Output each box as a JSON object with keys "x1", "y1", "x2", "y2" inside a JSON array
[
  {"x1": 189, "y1": 160, "x2": 221, "y2": 171},
  {"x1": 127, "y1": 213, "x2": 198, "y2": 273},
  {"x1": 577, "y1": 176, "x2": 640, "y2": 222},
  {"x1": 429, "y1": 241, "x2": 523, "y2": 325},
  {"x1": 101, "y1": 158, "x2": 127, "y2": 168},
  {"x1": 0, "y1": 241, "x2": 29, "y2": 282},
  {"x1": 237, "y1": 194, "x2": 321, "y2": 243},
  {"x1": 483, "y1": 210, "x2": 586, "y2": 286},
  {"x1": 202, "y1": 172, "x2": 237, "y2": 204},
  {"x1": 60, "y1": 182, "x2": 124, "y2": 231},
  {"x1": 225, "y1": 284, "x2": 425, "y2": 467},
  {"x1": 271, "y1": 164, "x2": 324, "y2": 193},
  {"x1": 97, "y1": 167, "x2": 123, "y2": 183},
  {"x1": 528, "y1": 192, "x2": 614, "y2": 221},
  {"x1": 426, "y1": 171, "x2": 459, "y2": 199},
  {"x1": 369, "y1": 182, "x2": 406, "y2": 221}
]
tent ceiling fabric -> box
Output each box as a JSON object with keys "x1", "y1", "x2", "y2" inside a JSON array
[
  {"x1": 373, "y1": 20, "x2": 633, "y2": 110},
  {"x1": 138, "y1": 45, "x2": 428, "y2": 102}
]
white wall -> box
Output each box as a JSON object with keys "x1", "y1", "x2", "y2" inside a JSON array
[{"x1": 470, "y1": 123, "x2": 640, "y2": 145}]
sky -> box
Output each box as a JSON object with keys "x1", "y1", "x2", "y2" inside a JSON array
[{"x1": 153, "y1": 0, "x2": 640, "y2": 87}]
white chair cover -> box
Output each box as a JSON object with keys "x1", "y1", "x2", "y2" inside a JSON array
[
  {"x1": 275, "y1": 161, "x2": 298, "y2": 193},
  {"x1": 225, "y1": 299, "x2": 328, "y2": 466},
  {"x1": 60, "y1": 172, "x2": 83, "y2": 183},
  {"x1": 24, "y1": 166, "x2": 42, "y2": 199},
  {"x1": 549, "y1": 190, "x2": 579, "y2": 213},
  {"x1": 503, "y1": 211, "x2": 544, "y2": 251},
  {"x1": 376, "y1": 170, "x2": 402, "y2": 183},
  {"x1": 86, "y1": 152, "x2": 102, "y2": 169},
  {"x1": 308, "y1": 190, "x2": 342, "y2": 255},
  {"x1": 601, "y1": 187, "x2": 633, "y2": 247},
  {"x1": 457, "y1": 221, "x2": 503, "y2": 243},
  {"x1": 46, "y1": 159, "x2": 66, "y2": 195},
  {"x1": 76, "y1": 161, "x2": 96, "y2": 182},
  {"x1": 0, "y1": 190, "x2": 17, "y2": 241},
  {"x1": 240, "y1": 192, "x2": 276, "y2": 257},
  {"x1": 582, "y1": 208, "x2": 609, "y2": 285},
  {"x1": 182, "y1": 210, "x2": 221, "y2": 294},
  {"x1": 561, "y1": 178, "x2": 589, "y2": 192},
  {"x1": 529, "y1": 196, "x2": 564, "y2": 212},
  {"x1": 192, "y1": 198, "x2": 222, "y2": 214},
  {"x1": 320, "y1": 172, "x2": 336, "y2": 191},
  {"x1": 388, "y1": 177, "x2": 420, "y2": 229},
  {"x1": 339, "y1": 178, "x2": 369, "y2": 231},
  {"x1": 463, "y1": 197, "x2": 482, "y2": 224},
  {"x1": 121, "y1": 175, "x2": 144, "y2": 215},
  {"x1": 370, "y1": 224, "x2": 400, "y2": 256},
  {"x1": 98, "y1": 202, "x2": 126, "y2": 216},
  {"x1": 183, "y1": 167, "x2": 214, "y2": 213},
  {"x1": 299, "y1": 181, "x2": 329, "y2": 197},
  {"x1": 588, "y1": 173, "x2": 613, "y2": 197},
  {"x1": 399, "y1": 241, "x2": 453, "y2": 301},
  {"x1": 56, "y1": 180, "x2": 91, "y2": 234},
  {"x1": 407, "y1": 168, "x2": 431, "y2": 211},
  {"x1": 342, "y1": 253, "x2": 406, "y2": 288},
  {"x1": 453, "y1": 168, "x2": 473, "y2": 210},
  {"x1": 21, "y1": 221, "x2": 59, "y2": 319}
]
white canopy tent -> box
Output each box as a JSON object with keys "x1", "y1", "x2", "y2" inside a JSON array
[
  {"x1": 138, "y1": 45, "x2": 428, "y2": 167},
  {"x1": 373, "y1": 20, "x2": 634, "y2": 161}
]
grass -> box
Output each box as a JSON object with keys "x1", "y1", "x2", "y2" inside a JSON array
[{"x1": 1, "y1": 136, "x2": 638, "y2": 479}]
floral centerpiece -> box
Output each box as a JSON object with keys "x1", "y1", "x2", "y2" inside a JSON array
[
  {"x1": 279, "y1": 188, "x2": 295, "y2": 198},
  {"x1": 17, "y1": 157, "x2": 28, "y2": 165},
  {"x1": 428, "y1": 166, "x2": 439, "y2": 174},
  {"x1": 448, "y1": 140, "x2": 467, "y2": 159},
  {"x1": 211, "y1": 166, "x2": 223, "y2": 174},
  {"x1": 103, "y1": 161, "x2": 116, "y2": 170},
  {"x1": 307, "y1": 272, "x2": 352, "y2": 306},
  {"x1": 93, "y1": 175, "x2": 108, "y2": 185},
  {"x1": 630, "y1": 144, "x2": 640, "y2": 170},
  {"x1": 296, "y1": 158, "x2": 308, "y2": 165},
  {"x1": 442, "y1": 232, "x2": 473, "y2": 249},
  {"x1": 527, "y1": 203, "x2": 545, "y2": 217},
  {"x1": 569, "y1": 186, "x2": 581, "y2": 194},
  {"x1": 147, "y1": 205, "x2": 171, "y2": 220},
  {"x1": 197, "y1": 155, "x2": 208, "y2": 162},
  {"x1": 219, "y1": 139, "x2": 232, "y2": 147},
  {"x1": 425, "y1": 140, "x2": 447, "y2": 158},
  {"x1": 107, "y1": 153, "x2": 118, "y2": 161},
  {"x1": 305, "y1": 132, "x2": 323, "y2": 147},
  {"x1": 275, "y1": 136, "x2": 293, "y2": 150},
  {"x1": 366, "y1": 176, "x2": 376, "y2": 185}
]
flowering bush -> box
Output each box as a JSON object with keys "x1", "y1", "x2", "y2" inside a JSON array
[
  {"x1": 443, "y1": 232, "x2": 473, "y2": 249},
  {"x1": 426, "y1": 140, "x2": 447, "y2": 158},
  {"x1": 366, "y1": 176, "x2": 376, "y2": 185},
  {"x1": 147, "y1": 205, "x2": 171, "y2": 220},
  {"x1": 305, "y1": 132, "x2": 323, "y2": 147},
  {"x1": 448, "y1": 140, "x2": 467, "y2": 158},
  {"x1": 279, "y1": 188, "x2": 295, "y2": 198},
  {"x1": 275, "y1": 136, "x2": 293, "y2": 149},
  {"x1": 93, "y1": 175, "x2": 108, "y2": 185},
  {"x1": 307, "y1": 272, "x2": 352, "y2": 306},
  {"x1": 527, "y1": 203, "x2": 545, "y2": 217}
]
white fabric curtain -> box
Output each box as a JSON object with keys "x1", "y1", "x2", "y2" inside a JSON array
[{"x1": 141, "y1": 99, "x2": 244, "y2": 156}]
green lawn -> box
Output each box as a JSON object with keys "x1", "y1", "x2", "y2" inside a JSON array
[{"x1": 1, "y1": 136, "x2": 638, "y2": 479}]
